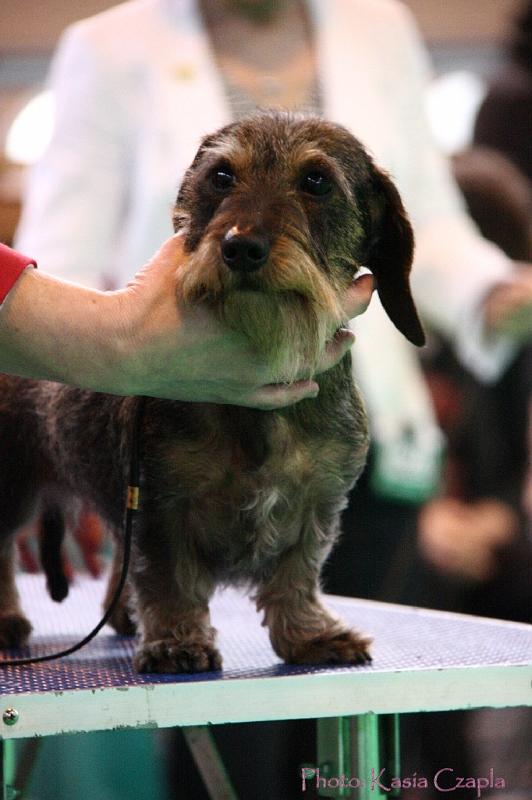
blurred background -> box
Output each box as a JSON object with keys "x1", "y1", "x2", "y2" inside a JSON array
[
  {"x1": 0, "y1": 0, "x2": 524, "y2": 243},
  {"x1": 2, "y1": 4, "x2": 530, "y2": 799}
]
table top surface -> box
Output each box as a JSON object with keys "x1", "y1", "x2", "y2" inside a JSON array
[{"x1": 0, "y1": 574, "x2": 530, "y2": 739}]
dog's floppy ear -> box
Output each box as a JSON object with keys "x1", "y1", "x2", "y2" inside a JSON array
[{"x1": 365, "y1": 168, "x2": 425, "y2": 346}]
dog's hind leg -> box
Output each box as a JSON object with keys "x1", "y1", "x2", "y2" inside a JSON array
[
  {"x1": 0, "y1": 534, "x2": 32, "y2": 649},
  {"x1": 0, "y1": 485, "x2": 36, "y2": 649},
  {"x1": 103, "y1": 540, "x2": 136, "y2": 636},
  {"x1": 0, "y1": 378, "x2": 42, "y2": 647}
]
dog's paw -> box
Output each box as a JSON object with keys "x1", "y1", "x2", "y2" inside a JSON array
[
  {"x1": 134, "y1": 639, "x2": 223, "y2": 674},
  {"x1": 287, "y1": 629, "x2": 372, "y2": 666},
  {"x1": 0, "y1": 613, "x2": 32, "y2": 649}
]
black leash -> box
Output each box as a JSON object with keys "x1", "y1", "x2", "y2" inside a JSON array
[{"x1": 0, "y1": 396, "x2": 146, "y2": 668}]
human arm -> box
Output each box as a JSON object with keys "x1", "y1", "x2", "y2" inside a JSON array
[
  {"x1": 0, "y1": 236, "x2": 373, "y2": 406},
  {"x1": 483, "y1": 262, "x2": 532, "y2": 341}
]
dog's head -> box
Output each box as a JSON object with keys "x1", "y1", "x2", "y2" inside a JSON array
[{"x1": 173, "y1": 112, "x2": 424, "y2": 381}]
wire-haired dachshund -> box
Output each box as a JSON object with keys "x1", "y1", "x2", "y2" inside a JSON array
[{"x1": 0, "y1": 112, "x2": 423, "y2": 672}]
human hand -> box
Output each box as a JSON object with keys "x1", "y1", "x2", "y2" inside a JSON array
[
  {"x1": 484, "y1": 263, "x2": 532, "y2": 342},
  {"x1": 68, "y1": 510, "x2": 105, "y2": 579},
  {"x1": 16, "y1": 509, "x2": 104, "y2": 579},
  {"x1": 113, "y1": 236, "x2": 374, "y2": 408},
  {"x1": 16, "y1": 523, "x2": 40, "y2": 573},
  {"x1": 418, "y1": 497, "x2": 519, "y2": 582}
]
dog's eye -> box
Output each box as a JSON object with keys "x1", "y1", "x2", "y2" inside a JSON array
[
  {"x1": 300, "y1": 171, "x2": 334, "y2": 197},
  {"x1": 211, "y1": 167, "x2": 236, "y2": 192}
]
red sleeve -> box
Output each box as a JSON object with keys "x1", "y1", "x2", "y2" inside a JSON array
[{"x1": 0, "y1": 243, "x2": 37, "y2": 304}]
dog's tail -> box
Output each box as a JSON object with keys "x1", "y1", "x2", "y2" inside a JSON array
[{"x1": 39, "y1": 504, "x2": 69, "y2": 602}]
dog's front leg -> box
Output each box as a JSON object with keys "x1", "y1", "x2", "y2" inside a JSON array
[
  {"x1": 129, "y1": 513, "x2": 221, "y2": 674},
  {"x1": 255, "y1": 523, "x2": 371, "y2": 666}
]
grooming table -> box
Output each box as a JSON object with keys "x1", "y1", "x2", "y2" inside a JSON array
[{"x1": 1, "y1": 574, "x2": 531, "y2": 799}]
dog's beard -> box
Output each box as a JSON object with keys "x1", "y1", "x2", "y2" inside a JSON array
[
  {"x1": 221, "y1": 289, "x2": 329, "y2": 383},
  {"x1": 179, "y1": 234, "x2": 345, "y2": 384},
  {"x1": 224, "y1": 236, "x2": 345, "y2": 383}
]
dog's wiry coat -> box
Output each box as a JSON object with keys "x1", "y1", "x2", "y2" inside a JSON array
[{"x1": 0, "y1": 113, "x2": 423, "y2": 672}]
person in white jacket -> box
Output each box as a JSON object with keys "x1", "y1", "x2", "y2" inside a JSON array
[{"x1": 16, "y1": 0, "x2": 532, "y2": 502}]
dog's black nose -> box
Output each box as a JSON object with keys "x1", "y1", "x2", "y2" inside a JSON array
[{"x1": 221, "y1": 230, "x2": 270, "y2": 272}]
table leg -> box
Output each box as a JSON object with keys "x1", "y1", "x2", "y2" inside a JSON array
[
  {"x1": 314, "y1": 714, "x2": 401, "y2": 799},
  {"x1": 313, "y1": 717, "x2": 353, "y2": 797},
  {"x1": 0, "y1": 740, "x2": 19, "y2": 800},
  {"x1": 182, "y1": 725, "x2": 239, "y2": 800},
  {"x1": 357, "y1": 714, "x2": 401, "y2": 799}
]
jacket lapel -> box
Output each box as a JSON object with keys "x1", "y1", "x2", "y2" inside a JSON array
[{"x1": 308, "y1": 0, "x2": 393, "y2": 170}]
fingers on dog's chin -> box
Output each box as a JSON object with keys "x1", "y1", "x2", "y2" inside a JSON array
[
  {"x1": 323, "y1": 328, "x2": 355, "y2": 365},
  {"x1": 346, "y1": 273, "x2": 374, "y2": 317},
  {"x1": 165, "y1": 231, "x2": 186, "y2": 250},
  {"x1": 252, "y1": 380, "x2": 319, "y2": 410},
  {"x1": 145, "y1": 233, "x2": 186, "y2": 269},
  {"x1": 354, "y1": 272, "x2": 374, "y2": 291}
]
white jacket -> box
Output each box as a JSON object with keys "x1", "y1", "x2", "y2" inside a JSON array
[{"x1": 16, "y1": 0, "x2": 516, "y2": 486}]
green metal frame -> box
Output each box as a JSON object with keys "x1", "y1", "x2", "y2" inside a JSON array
[
  {"x1": 314, "y1": 714, "x2": 401, "y2": 799},
  {"x1": 2, "y1": 715, "x2": 400, "y2": 800},
  {"x1": 1, "y1": 740, "x2": 18, "y2": 800},
  {"x1": 182, "y1": 725, "x2": 238, "y2": 800}
]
